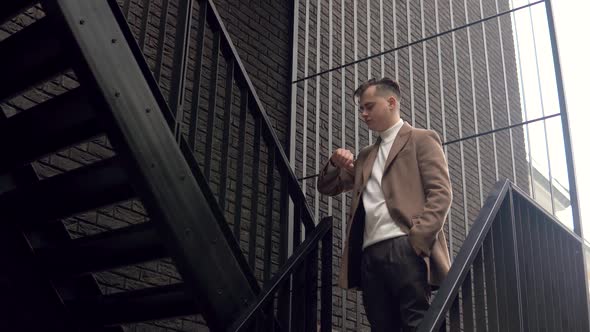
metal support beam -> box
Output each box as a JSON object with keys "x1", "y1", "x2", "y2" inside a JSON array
[
  {"x1": 0, "y1": 157, "x2": 133, "y2": 226},
  {"x1": 36, "y1": 222, "x2": 166, "y2": 277},
  {"x1": 0, "y1": 0, "x2": 37, "y2": 23},
  {"x1": 69, "y1": 283, "x2": 196, "y2": 326},
  {"x1": 0, "y1": 16, "x2": 70, "y2": 101},
  {"x1": 41, "y1": 1, "x2": 257, "y2": 329},
  {"x1": 544, "y1": 0, "x2": 582, "y2": 237},
  {"x1": 0, "y1": 88, "x2": 101, "y2": 174}
]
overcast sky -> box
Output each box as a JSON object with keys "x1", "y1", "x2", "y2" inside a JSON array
[
  {"x1": 552, "y1": 1, "x2": 590, "y2": 239},
  {"x1": 508, "y1": 1, "x2": 588, "y2": 238}
]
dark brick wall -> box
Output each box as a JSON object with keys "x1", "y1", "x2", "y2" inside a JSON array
[
  {"x1": 292, "y1": 0, "x2": 529, "y2": 330},
  {"x1": 213, "y1": 0, "x2": 292, "y2": 151},
  {"x1": 1, "y1": 0, "x2": 292, "y2": 331},
  {"x1": 0, "y1": 0, "x2": 541, "y2": 331}
]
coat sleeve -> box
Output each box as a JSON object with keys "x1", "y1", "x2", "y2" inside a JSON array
[
  {"x1": 316, "y1": 158, "x2": 355, "y2": 196},
  {"x1": 409, "y1": 130, "x2": 453, "y2": 257}
]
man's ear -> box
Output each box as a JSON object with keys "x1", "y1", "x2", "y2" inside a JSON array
[{"x1": 388, "y1": 96, "x2": 397, "y2": 109}]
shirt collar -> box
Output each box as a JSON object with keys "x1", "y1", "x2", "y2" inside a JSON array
[{"x1": 378, "y1": 119, "x2": 404, "y2": 144}]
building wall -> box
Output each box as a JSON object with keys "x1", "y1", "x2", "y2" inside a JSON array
[
  {"x1": 291, "y1": 0, "x2": 530, "y2": 330},
  {"x1": 1, "y1": 0, "x2": 542, "y2": 331},
  {"x1": 0, "y1": 0, "x2": 293, "y2": 331}
]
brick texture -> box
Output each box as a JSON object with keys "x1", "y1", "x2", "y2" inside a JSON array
[
  {"x1": 1, "y1": 0, "x2": 292, "y2": 331},
  {"x1": 293, "y1": 0, "x2": 530, "y2": 330}
]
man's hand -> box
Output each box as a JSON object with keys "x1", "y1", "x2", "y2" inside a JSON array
[{"x1": 330, "y1": 148, "x2": 355, "y2": 171}]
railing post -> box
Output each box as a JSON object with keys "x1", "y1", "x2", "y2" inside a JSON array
[
  {"x1": 545, "y1": 3, "x2": 590, "y2": 328},
  {"x1": 544, "y1": 0, "x2": 582, "y2": 237},
  {"x1": 320, "y1": 217, "x2": 333, "y2": 331},
  {"x1": 507, "y1": 189, "x2": 524, "y2": 331},
  {"x1": 304, "y1": 246, "x2": 318, "y2": 332},
  {"x1": 187, "y1": 0, "x2": 208, "y2": 152}
]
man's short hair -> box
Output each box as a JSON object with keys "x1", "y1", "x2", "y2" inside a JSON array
[{"x1": 354, "y1": 77, "x2": 401, "y2": 100}]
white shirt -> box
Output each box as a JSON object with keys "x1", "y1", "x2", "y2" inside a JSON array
[{"x1": 362, "y1": 119, "x2": 406, "y2": 249}]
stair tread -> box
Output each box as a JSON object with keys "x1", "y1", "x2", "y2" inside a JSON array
[
  {"x1": 68, "y1": 283, "x2": 197, "y2": 326},
  {"x1": 0, "y1": 87, "x2": 102, "y2": 173},
  {"x1": 0, "y1": 16, "x2": 71, "y2": 101},
  {"x1": 0, "y1": 157, "x2": 134, "y2": 226},
  {"x1": 36, "y1": 222, "x2": 167, "y2": 277}
]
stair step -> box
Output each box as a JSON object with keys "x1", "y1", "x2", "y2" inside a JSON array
[
  {"x1": 0, "y1": 0, "x2": 36, "y2": 24},
  {"x1": 0, "y1": 16, "x2": 70, "y2": 101},
  {"x1": 0, "y1": 88, "x2": 102, "y2": 174},
  {"x1": 36, "y1": 222, "x2": 166, "y2": 277},
  {"x1": 68, "y1": 284, "x2": 196, "y2": 326},
  {"x1": 0, "y1": 157, "x2": 133, "y2": 226}
]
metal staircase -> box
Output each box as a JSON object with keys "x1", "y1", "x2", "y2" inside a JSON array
[
  {"x1": 418, "y1": 180, "x2": 590, "y2": 332},
  {"x1": 0, "y1": 0, "x2": 333, "y2": 331}
]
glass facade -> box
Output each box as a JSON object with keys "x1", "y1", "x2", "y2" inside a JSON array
[{"x1": 290, "y1": 0, "x2": 581, "y2": 329}]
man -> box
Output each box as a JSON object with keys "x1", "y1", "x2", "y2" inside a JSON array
[{"x1": 317, "y1": 78, "x2": 452, "y2": 331}]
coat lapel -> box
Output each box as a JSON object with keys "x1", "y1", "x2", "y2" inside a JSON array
[{"x1": 383, "y1": 123, "x2": 412, "y2": 176}]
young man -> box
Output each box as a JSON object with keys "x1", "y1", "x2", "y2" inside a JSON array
[{"x1": 317, "y1": 78, "x2": 452, "y2": 331}]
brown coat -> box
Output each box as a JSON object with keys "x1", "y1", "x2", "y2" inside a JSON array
[{"x1": 317, "y1": 123, "x2": 452, "y2": 289}]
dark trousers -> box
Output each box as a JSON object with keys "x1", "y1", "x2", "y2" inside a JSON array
[{"x1": 361, "y1": 235, "x2": 431, "y2": 332}]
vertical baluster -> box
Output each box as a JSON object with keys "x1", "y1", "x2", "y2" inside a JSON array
[
  {"x1": 491, "y1": 204, "x2": 509, "y2": 331},
  {"x1": 278, "y1": 172, "x2": 290, "y2": 265},
  {"x1": 513, "y1": 194, "x2": 529, "y2": 331},
  {"x1": 263, "y1": 298, "x2": 275, "y2": 331},
  {"x1": 552, "y1": 225, "x2": 567, "y2": 331},
  {"x1": 483, "y1": 231, "x2": 499, "y2": 332},
  {"x1": 473, "y1": 251, "x2": 486, "y2": 331},
  {"x1": 153, "y1": 0, "x2": 170, "y2": 82},
  {"x1": 570, "y1": 239, "x2": 586, "y2": 332},
  {"x1": 218, "y1": 57, "x2": 234, "y2": 212},
  {"x1": 506, "y1": 190, "x2": 524, "y2": 331},
  {"x1": 559, "y1": 232, "x2": 574, "y2": 330},
  {"x1": 204, "y1": 30, "x2": 220, "y2": 180},
  {"x1": 320, "y1": 219, "x2": 333, "y2": 331},
  {"x1": 291, "y1": 262, "x2": 305, "y2": 331},
  {"x1": 292, "y1": 201, "x2": 303, "y2": 329},
  {"x1": 233, "y1": 88, "x2": 248, "y2": 241},
  {"x1": 449, "y1": 296, "x2": 460, "y2": 332},
  {"x1": 248, "y1": 116, "x2": 261, "y2": 270},
  {"x1": 277, "y1": 173, "x2": 291, "y2": 329},
  {"x1": 562, "y1": 235, "x2": 575, "y2": 330},
  {"x1": 188, "y1": 0, "x2": 208, "y2": 151},
  {"x1": 138, "y1": 0, "x2": 152, "y2": 50},
  {"x1": 305, "y1": 246, "x2": 319, "y2": 332},
  {"x1": 169, "y1": 0, "x2": 194, "y2": 139},
  {"x1": 263, "y1": 142, "x2": 275, "y2": 282},
  {"x1": 530, "y1": 209, "x2": 548, "y2": 330},
  {"x1": 293, "y1": 202, "x2": 302, "y2": 248},
  {"x1": 123, "y1": 0, "x2": 132, "y2": 18},
  {"x1": 521, "y1": 197, "x2": 538, "y2": 331},
  {"x1": 541, "y1": 218, "x2": 557, "y2": 331},
  {"x1": 576, "y1": 242, "x2": 589, "y2": 331},
  {"x1": 461, "y1": 270, "x2": 474, "y2": 332}
]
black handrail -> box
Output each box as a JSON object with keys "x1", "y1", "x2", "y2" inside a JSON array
[
  {"x1": 417, "y1": 179, "x2": 589, "y2": 331},
  {"x1": 418, "y1": 180, "x2": 510, "y2": 331},
  {"x1": 114, "y1": 0, "x2": 330, "y2": 328},
  {"x1": 119, "y1": 0, "x2": 315, "y2": 232},
  {"x1": 200, "y1": 0, "x2": 316, "y2": 232},
  {"x1": 298, "y1": 113, "x2": 560, "y2": 181},
  {"x1": 229, "y1": 216, "x2": 333, "y2": 332}
]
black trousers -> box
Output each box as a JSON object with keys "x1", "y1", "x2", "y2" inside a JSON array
[{"x1": 361, "y1": 235, "x2": 431, "y2": 332}]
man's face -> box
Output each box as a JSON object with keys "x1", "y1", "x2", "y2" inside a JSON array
[{"x1": 357, "y1": 85, "x2": 398, "y2": 132}]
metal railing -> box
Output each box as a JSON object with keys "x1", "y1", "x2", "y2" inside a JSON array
[
  {"x1": 418, "y1": 179, "x2": 589, "y2": 332},
  {"x1": 230, "y1": 216, "x2": 333, "y2": 332},
  {"x1": 116, "y1": 0, "x2": 330, "y2": 329},
  {"x1": 118, "y1": 0, "x2": 317, "y2": 257}
]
